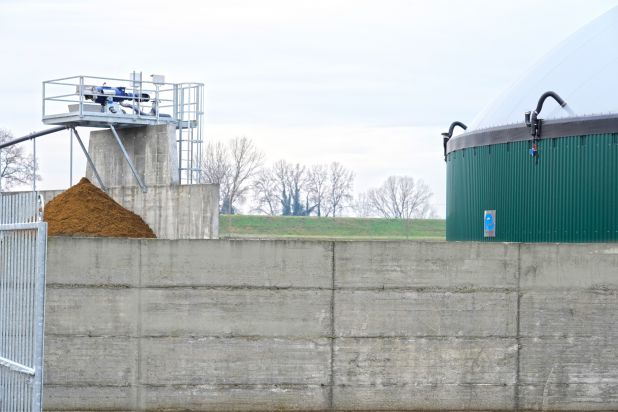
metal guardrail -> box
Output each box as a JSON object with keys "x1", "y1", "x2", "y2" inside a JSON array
[{"x1": 42, "y1": 74, "x2": 204, "y2": 184}]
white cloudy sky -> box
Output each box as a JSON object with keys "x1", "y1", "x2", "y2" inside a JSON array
[{"x1": 1, "y1": 0, "x2": 617, "y2": 216}]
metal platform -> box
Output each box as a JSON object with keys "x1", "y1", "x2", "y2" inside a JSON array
[
  {"x1": 42, "y1": 111, "x2": 177, "y2": 128},
  {"x1": 42, "y1": 112, "x2": 197, "y2": 129},
  {"x1": 42, "y1": 74, "x2": 204, "y2": 184}
]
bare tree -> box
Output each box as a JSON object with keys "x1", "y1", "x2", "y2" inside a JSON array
[
  {"x1": 199, "y1": 137, "x2": 263, "y2": 214},
  {"x1": 352, "y1": 192, "x2": 375, "y2": 218},
  {"x1": 252, "y1": 160, "x2": 312, "y2": 216},
  {"x1": 288, "y1": 163, "x2": 308, "y2": 216},
  {"x1": 200, "y1": 141, "x2": 230, "y2": 184},
  {"x1": 306, "y1": 164, "x2": 328, "y2": 216},
  {"x1": 324, "y1": 162, "x2": 354, "y2": 217},
  {"x1": 252, "y1": 168, "x2": 280, "y2": 215},
  {"x1": 366, "y1": 176, "x2": 433, "y2": 219},
  {"x1": 271, "y1": 161, "x2": 308, "y2": 216},
  {"x1": 0, "y1": 129, "x2": 40, "y2": 191},
  {"x1": 270, "y1": 160, "x2": 293, "y2": 216},
  {"x1": 226, "y1": 137, "x2": 264, "y2": 214}
]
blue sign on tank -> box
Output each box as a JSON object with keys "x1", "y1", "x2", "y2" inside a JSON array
[
  {"x1": 483, "y1": 210, "x2": 496, "y2": 238},
  {"x1": 485, "y1": 214, "x2": 494, "y2": 231}
]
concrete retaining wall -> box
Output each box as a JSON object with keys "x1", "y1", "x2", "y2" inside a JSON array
[
  {"x1": 44, "y1": 238, "x2": 618, "y2": 411},
  {"x1": 41, "y1": 184, "x2": 219, "y2": 239}
]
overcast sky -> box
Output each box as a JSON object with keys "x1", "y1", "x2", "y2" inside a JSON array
[{"x1": 1, "y1": 0, "x2": 617, "y2": 216}]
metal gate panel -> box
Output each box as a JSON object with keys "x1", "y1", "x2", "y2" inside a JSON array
[{"x1": 0, "y1": 192, "x2": 47, "y2": 412}]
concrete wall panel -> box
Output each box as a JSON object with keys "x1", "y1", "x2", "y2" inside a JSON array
[
  {"x1": 335, "y1": 241, "x2": 518, "y2": 289},
  {"x1": 47, "y1": 237, "x2": 140, "y2": 286},
  {"x1": 519, "y1": 383, "x2": 618, "y2": 411},
  {"x1": 46, "y1": 288, "x2": 138, "y2": 336},
  {"x1": 335, "y1": 290, "x2": 516, "y2": 337},
  {"x1": 141, "y1": 337, "x2": 331, "y2": 386},
  {"x1": 142, "y1": 385, "x2": 330, "y2": 411},
  {"x1": 44, "y1": 386, "x2": 135, "y2": 411},
  {"x1": 520, "y1": 337, "x2": 618, "y2": 385},
  {"x1": 520, "y1": 290, "x2": 618, "y2": 338},
  {"x1": 334, "y1": 337, "x2": 516, "y2": 386},
  {"x1": 333, "y1": 384, "x2": 515, "y2": 411},
  {"x1": 139, "y1": 239, "x2": 333, "y2": 288},
  {"x1": 141, "y1": 288, "x2": 331, "y2": 337},
  {"x1": 44, "y1": 336, "x2": 137, "y2": 386},
  {"x1": 520, "y1": 243, "x2": 618, "y2": 289}
]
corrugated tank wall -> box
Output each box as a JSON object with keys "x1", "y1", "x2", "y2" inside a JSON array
[{"x1": 446, "y1": 133, "x2": 618, "y2": 242}]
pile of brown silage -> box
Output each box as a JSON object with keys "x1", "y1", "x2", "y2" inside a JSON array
[{"x1": 44, "y1": 177, "x2": 156, "y2": 238}]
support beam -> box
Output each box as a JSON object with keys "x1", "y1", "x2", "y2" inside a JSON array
[
  {"x1": 72, "y1": 128, "x2": 107, "y2": 192},
  {"x1": 108, "y1": 124, "x2": 147, "y2": 193}
]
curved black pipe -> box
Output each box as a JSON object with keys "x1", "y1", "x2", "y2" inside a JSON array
[
  {"x1": 442, "y1": 121, "x2": 467, "y2": 161},
  {"x1": 447, "y1": 121, "x2": 467, "y2": 137},
  {"x1": 535, "y1": 91, "x2": 567, "y2": 115},
  {"x1": 526, "y1": 91, "x2": 568, "y2": 140}
]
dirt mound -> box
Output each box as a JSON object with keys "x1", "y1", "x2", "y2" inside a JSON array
[{"x1": 44, "y1": 177, "x2": 156, "y2": 238}]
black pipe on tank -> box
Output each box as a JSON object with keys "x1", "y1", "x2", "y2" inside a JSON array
[
  {"x1": 447, "y1": 121, "x2": 468, "y2": 137},
  {"x1": 526, "y1": 91, "x2": 568, "y2": 140},
  {"x1": 0, "y1": 126, "x2": 66, "y2": 150},
  {"x1": 442, "y1": 121, "x2": 467, "y2": 161},
  {"x1": 535, "y1": 91, "x2": 567, "y2": 114}
]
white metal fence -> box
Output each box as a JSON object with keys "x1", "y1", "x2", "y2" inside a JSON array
[{"x1": 0, "y1": 192, "x2": 47, "y2": 412}]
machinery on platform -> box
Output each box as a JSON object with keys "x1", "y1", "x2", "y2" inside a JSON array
[
  {"x1": 41, "y1": 72, "x2": 204, "y2": 186},
  {"x1": 82, "y1": 84, "x2": 151, "y2": 114}
]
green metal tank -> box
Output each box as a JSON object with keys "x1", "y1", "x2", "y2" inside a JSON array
[
  {"x1": 442, "y1": 5, "x2": 618, "y2": 242},
  {"x1": 446, "y1": 115, "x2": 618, "y2": 242}
]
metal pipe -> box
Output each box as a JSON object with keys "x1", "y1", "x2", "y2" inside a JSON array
[
  {"x1": 41, "y1": 81, "x2": 46, "y2": 119},
  {"x1": 446, "y1": 121, "x2": 467, "y2": 137},
  {"x1": 32, "y1": 137, "x2": 36, "y2": 192},
  {"x1": 535, "y1": 91, "x2": 567, "y2": 115},
  {"x1": 79, "y1": 76, "x2": 84, "y2": 118},
  {"x1": 526, "y1": 91, "x2": 569, "y2": 140},
  {"x1": 441, "y1": 121, "x2": 467, "y2": 162},
  {"x1": 69, "y1": 128, "x2": 73, "y2": 186},
  {"x1": 0, "y1": 126, "x2": 66, "y2": 150},
  {"x1": 32, "y1": 221, "x2": 47, "y2": 412}
]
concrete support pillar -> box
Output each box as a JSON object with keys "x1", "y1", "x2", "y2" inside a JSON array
[{"x1": 86, "y1": 124, "x2": 179, "y2": 188}]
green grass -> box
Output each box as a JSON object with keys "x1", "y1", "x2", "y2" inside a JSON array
[{"x1": 219, "y1": 214, "x2": 445, "y2": 240}]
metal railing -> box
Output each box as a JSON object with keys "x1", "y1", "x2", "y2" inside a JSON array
[
  {"x1": 42, "y1": 74, "x2": 204, "y2": 184},
  {"x1": 0, "y1": 192, "x2": 47, "y2": 412},
  {"x1": 43, "y1": 75, "x2": 177, "y2": 121}
]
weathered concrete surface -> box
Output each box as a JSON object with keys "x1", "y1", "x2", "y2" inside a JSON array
[
  {"x1": 137, "y1": 239, "x2": 333, "y2": 288},
  {"x1": 335, "y1": 290, "x2": 517, "y2": 337},
  {"x1": 41, "y1": 183, "x2": 219, "y2": 240},
  {"x1": 86, "y1": 124, "x2": 179, "y2": 187},
  {"x1": 335, "y1": 241, "x2": 519, "y2": 289},
  {"x1": 44, "y1": 238, "x2": 618, "y2": 411},
  {"x1": 45, "y1": 336, "x2": 137, "y2": 386},
  {"x1": 141, "y1": 337, "x2": 331, "y2": 385},
  {"x1": 141, "y1": 289, "x2": 331, "y2": 337},
  {"x1": 518, "y1": 243, "x2": 618, "y2": 411},
  {"x1": 141, "y1": 385, "x2": 330, "y2": 411}
]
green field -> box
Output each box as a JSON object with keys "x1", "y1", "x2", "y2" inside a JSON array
[{"x1": 219, "y1": 214, "x2": 445, "y2": 240}]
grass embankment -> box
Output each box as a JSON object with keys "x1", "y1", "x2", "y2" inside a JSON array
[{"x1": 219, "y1": 214, "x2": 445, "y2": 240}]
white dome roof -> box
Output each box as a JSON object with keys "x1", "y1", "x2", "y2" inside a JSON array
[{"x1": 469, "y1": 6, "x2": 618, "y2": 130}]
